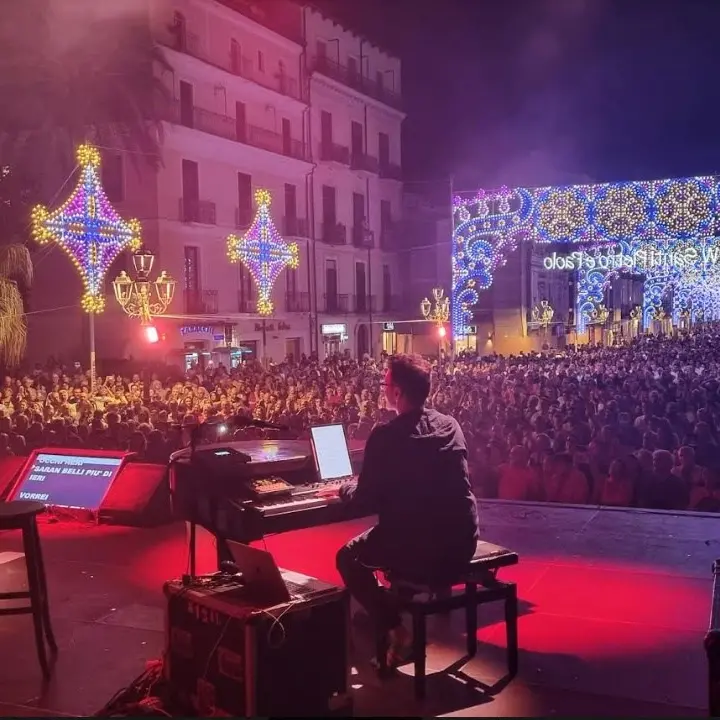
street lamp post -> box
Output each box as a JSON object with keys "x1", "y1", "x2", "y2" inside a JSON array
[
  {"x1": 113, "y1": 250, "x2": 176, "y2": 405},
  {"x1": 531, "y1": 299, "x2": 554, "y2": 342},
  {"x1": 420, "y1": 287, "x2": 450, "y2": 359}
]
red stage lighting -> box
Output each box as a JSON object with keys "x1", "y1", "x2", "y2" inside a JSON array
[{"x1": 144, "y1": 325, "x2": 160, "y2": 343}]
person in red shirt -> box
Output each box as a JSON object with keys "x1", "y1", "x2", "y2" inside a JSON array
[{"x1": 497, "y1": 446, "x2": 540, "y2": 501}]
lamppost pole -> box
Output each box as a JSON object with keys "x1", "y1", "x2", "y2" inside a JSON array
[
  {"x1": 420, "y1": 287, "x2": 450, "y2": 360},
  {"x1": 113, "y1": 250, "x2": 176, "y2": 405}
]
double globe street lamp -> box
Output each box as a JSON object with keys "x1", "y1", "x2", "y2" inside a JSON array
[{"x1": 112, "y1": 250, "x2": 176, "y2": 403}]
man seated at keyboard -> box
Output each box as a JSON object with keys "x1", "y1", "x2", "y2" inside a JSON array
[{"x1": 336, "y1": 353, "x2": 479, "y2": 665}]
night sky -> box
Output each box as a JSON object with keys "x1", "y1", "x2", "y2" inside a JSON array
[{"x1": 315, "y1": 0, "x2": 720, "y2": 192}]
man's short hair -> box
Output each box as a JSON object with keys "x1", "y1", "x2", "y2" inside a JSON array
[{"x1": 388, "y1": 354, "x2": 431, "y2": 407}]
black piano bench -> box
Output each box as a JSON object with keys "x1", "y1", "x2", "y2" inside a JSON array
[
  {"x1": 376, "y1": 540, "x2": 519, "y2": 700},
  {"x1": 0, "y1": 501, "x2": 57, "y2": 678}
]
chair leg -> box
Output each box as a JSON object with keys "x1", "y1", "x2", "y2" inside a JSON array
[
  {"x1": 465, "y1": 583, "x2": 478, "y2": 657},
  {"x1": 23, "y1": 525, "x2": 50, "y2": 679},
  {"x1": 505, "y1": 583, "x2": 518, "y2": 677},
  {"x1": 31, "y1": 522, "x2": 57, "y2": 653},
  {"x1": 412, "y1": 611, "x2": 427, "y2": 700}
]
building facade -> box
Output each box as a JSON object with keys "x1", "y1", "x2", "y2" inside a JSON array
[{"x1": 26, "y1": 0, "x2": 404, "y2": 368}]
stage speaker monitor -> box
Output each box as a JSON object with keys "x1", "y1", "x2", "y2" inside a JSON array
[
  {"x1": 99, "y1": 461, "x2": 171, "y2": 527},
  {"x1": 8, "y1": 448, "x2": 126, "y2": 512}
]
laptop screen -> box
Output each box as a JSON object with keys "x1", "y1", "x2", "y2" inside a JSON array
[{"x1": 310, "y1": 424, "x2": 353, "y2": 481}]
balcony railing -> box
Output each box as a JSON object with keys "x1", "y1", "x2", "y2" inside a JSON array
[
  {"x1": 179, "y1": 198, "x2": 217, "y2": 225},
  {"x1": 350, "y1": 152, "x2": 379, "y2": 174},
  {"x1": 379, "y1": 162, "x2": 402, "y2": 181},
  {"x1": 284, "y1": 216, "x2": 309, "y2": 237},
  {"x1": 229, "y1": 53, "x2": 305, "y2": 101},
  {"x1": 381, "y1": 294, "x2": 401, "y2": 313},
  {"x1": 320, "y1": 142, "x2": 350, "y2": 165},
  {"x1": 352, "y1": 294, "x2": 376, "y2": 314},
  {"x1": 353, "y1": 224, "x2": 374, "y2": 249},
  {"x1": 322, "y1": 222, "x2": 346, "y2": 245},
  {"x1": 286, "y1": 292, "x2": 310, "y2": 312},
  {"x1": 380, "y1": 224, "x2": 397, "y2": 250},
  {"x1": 185, "y1": 289, "x2": 219, "y2": 315},
  {"x1": 238, "y1": 294, "x2": 256, "y2": 313},
  {"x1": 164, "y1": 28, "x2": 306, "y2": 100},
  {"x1": 311, "y1": 55, "x2": 403, "y2": 111},
  {"x1": 323, "y1": 293, "x2": 349, "y2": 314},
  {"x1": 164, "y1": 100, "x2": 309, "y2": 162},
  {"x1": 236, "y1": 207, "x2": 253, "y2": 229}
]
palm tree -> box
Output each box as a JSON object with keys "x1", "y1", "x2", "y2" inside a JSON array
[
  {"x1": 0, "y1": 244, "x2": 32, "y2": 367},
  {"x1": 0, "y1": 0, "x2": 170, "y2": 197}
]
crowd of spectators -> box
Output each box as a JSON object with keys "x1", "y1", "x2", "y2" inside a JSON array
[{"x1": 2, "y1": 329, "x2": 720, "y2": 514}]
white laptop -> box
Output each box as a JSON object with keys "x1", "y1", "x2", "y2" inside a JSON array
[{"x1": 309, "y1": 423, "x2": 356, "y2": 483}]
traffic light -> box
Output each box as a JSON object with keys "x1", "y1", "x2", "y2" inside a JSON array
[{"x1": 144, "y1": 325, "x2": 160, "y2": 344}]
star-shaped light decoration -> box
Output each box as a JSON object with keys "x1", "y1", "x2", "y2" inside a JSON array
[
  {"x1": 226, "y1": 189, "x2": 299, "y2": 315},
  {"x1": 32, "y1": 144, "x2": 142, "y2": 313}
]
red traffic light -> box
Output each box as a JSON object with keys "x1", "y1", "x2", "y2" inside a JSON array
[{"x1": 144, "y1": 325, "x2": 160, "y2": 343}]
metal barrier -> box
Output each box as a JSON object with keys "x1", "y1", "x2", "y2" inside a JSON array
[{"x1": 707, "y1": 560, "x2": 720, "y2": 717}]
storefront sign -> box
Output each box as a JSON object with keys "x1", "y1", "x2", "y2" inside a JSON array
[
  {"x1": 321, "y1": 323, "x2": 346, "y2": 335},
  {"x1": 382, "y1": 322, "x2": 395, "y2": 332},
  {"x1": 180, "y1": 325, "x2": 214, "y2": 336},
  {"x1": 253, "y1": 321, "x2": 291, "y2": 332},
  {"x1": 213, "y1": 334, "x2": 225, "y2": 342},
  {"x1": 462, "y1": 325, "x2": 478, "y2": 335},
  {"x1": 543, "y1": 247, "x2": 720, "y2": 272}
]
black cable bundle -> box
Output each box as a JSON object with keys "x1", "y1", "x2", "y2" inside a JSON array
[{"x1": 93, "y1": 659, "x2": 175, "y2": 717}]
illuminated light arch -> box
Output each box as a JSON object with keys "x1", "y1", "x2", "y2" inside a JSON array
[
  {"x1": 226, "y1": 189, "x2": 299, "y2": 316},
  {"x1": 452, "y1": 176, "x2": 720, "y2": 338}
]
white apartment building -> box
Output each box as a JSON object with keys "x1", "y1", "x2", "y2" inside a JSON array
[{"x1": 28, "y1": 0, "x2": 405, "y2": 369}]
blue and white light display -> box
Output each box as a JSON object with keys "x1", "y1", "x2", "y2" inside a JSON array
[{"x1": 452, "y1": 176, "x2": 720, "y2": 338}]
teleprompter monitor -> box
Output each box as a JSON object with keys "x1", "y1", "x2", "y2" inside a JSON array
[{"x1": 10, "y1": 449, "x2": 127, "y2": 511}]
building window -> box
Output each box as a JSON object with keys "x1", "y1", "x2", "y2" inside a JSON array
[
  {"x1": 378, "y1": 132, "x2": 390, "y2": 167},
  {"x1": 237, "y1": 172, "x2": 252, "y2": 227},
  {"x1": 184, "y1": 246, "x2": 200, "y2": 291},
  {"x1": 322, "y1": 185, "x2": 336, "y2": 225},
  {"x1": 383, "y1": 265, "x2": 392, "y2": 311},
  {"x1": 102, "y1": 154, "x2": 124, "y2": 202},
  {"x1": 257, "y1": 50, "x2": 265, "y2": 72}
]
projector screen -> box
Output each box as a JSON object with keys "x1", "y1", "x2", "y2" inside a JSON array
[{"x1": 11, "y1": 452, "x2": 124, "y2": 510}]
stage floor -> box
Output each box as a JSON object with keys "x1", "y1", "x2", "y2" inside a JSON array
[{"x1": 0, "y1": 501, "x2": 714, "y2": 717}]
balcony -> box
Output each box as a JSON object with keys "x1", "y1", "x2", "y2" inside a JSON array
[
  {"x1": 238, "y1": 294, "x2": 256, "y2": 313},
  {"x1": 236, "y1": 207, "x2": 253, "y2": 229},
  {"x1": 284, "y1": 216, "x2": 309, "y2": 237},
  {"x1": 311, "y1": 56, "x2": 403, "y2": 111},
  {"x1": 379, "y1": 162, "x2": 402, "y2": 181},
  {"x1": 352, "y1": 294, "x2": 376, "y2": 314},
  {"x1": 320, "y1": 142, "x2": 350, "y2": 165},
  {"x1": 353, "y1": 224, "x2": 374, "y2": 249},
  {"x1": 179, "y1": 198, "x2": 217, "y2": 225},
  {"x1": 381, "y1": 294, "x2": 401, "y2": 313},
  {"x1": 350, "y1": 152, "x2": 379, "y2": 174},
  {"x1": 286, "y1": 292, "x2": 310, "y2": 312},
  {"x1": 185, "y1": 289, "x2": 219, "y2": 315},
  {"x1": 163, "y1": 100, "x2": 309, "y2": 162},
  {"x1": 380, "y1": 224, "x2": 397, "y2": 250},
  {"x1": 229, "y1": 53, "x2": 305, "y2": 101},
  {"x1": 164, "y1": 28, "x2": 305, "y2": 101},
  {"x1": 322, "y1": 222, "x2": 346, "y2": 246},
  {"x1": 323, "y1": 293, "x2": 349, "y2": 314}
]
